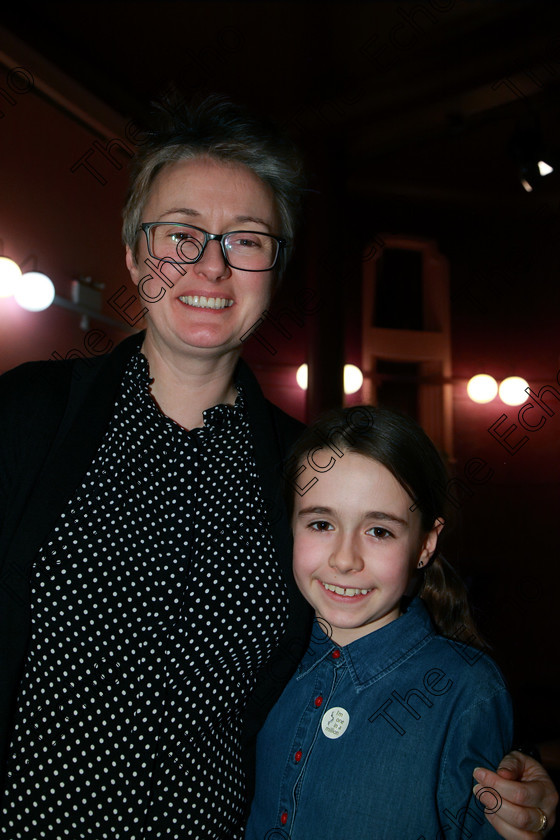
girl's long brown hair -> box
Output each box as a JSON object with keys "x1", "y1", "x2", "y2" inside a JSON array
[{"x1": 284, "y1": 405, "x2": 485, "y2": 649}]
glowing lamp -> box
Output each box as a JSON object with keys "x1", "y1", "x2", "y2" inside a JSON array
[
  {"x1": 0, "y1": 257, "x2": 22, "y2": 297},
  {"x1": 499, "y1": 376, "x2": 529, "y2": 406},
  {"x1": 467, "y1": 374, "x2": 498, "y2": 404},
  {"x1": 296, "y1": 363, "x2": 364, "y2": 395},
  {"x1": 296, "y1": 364, "x2": 308, "y2": 390},
  {"x1": 14, "y1": 271, "x2": 55, "y2": 312},
  {"x1": 344, "y1": 364, "x2": 363, "y2": 395}
]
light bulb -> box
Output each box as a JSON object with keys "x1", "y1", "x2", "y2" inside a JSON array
[
  {"x1": 296, "y1": 364, "x2": 308, "y2": 390},
  {"x1": 14, "y1": 271, "x2": 55, "y2": 311},
  {"x1": 344, "y1": 364, "x2": 363, "y2": 395},
  {"x1": 499, "y1": 376, "x2": 529, "y2": 406},
  {"x1": 538, "y1": 160, "x2": 553, "y2": 176},
  {"x1": 467, "y1": 374, "x2": 498, "y2": 404},
  {"x1": 0, "y1": 257, "x2": 22, "y2": 297}
]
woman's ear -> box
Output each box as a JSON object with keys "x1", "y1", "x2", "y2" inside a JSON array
[
  {"x1": 125, "y1": 245, "x2": 140, "y2": 287},
  {"x1": 416, "y1": 518, "x2": 444, "y2": 569}
]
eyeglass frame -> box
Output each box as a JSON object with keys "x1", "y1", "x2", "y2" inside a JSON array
[{"x1": 139, "y1": 221, "x2": 287, "y2": 272}]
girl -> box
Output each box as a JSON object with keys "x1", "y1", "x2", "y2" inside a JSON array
[{"x1": 245, "y1": 405, "x2": 513, "y2": 840}]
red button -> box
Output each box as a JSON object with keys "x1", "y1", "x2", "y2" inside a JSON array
[
  {"x1": 331, "y1": 649, "x2": 341, "y2": 659},
  {"x1": 281, "y1": 811, "x2": 288, "y2": 825},
  {"x1": 294, "y1": 750, "x2": 302, "y2": 763},
  {"x1": 314, "y1": 695, "x2": 323, "y2": 708}
]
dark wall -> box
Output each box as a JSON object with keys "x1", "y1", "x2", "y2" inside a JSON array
[
  {"x1": 0, "y1": 67, "x2": 132, "y2": 373},
  {"x1": 1, "y1": 45, "x2": 558, "y2": 754}
]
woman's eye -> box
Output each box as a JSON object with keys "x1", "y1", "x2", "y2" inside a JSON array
[
  {"x1": 230, "y1": 235, "x2": 261, "y2": 249},
  {"x1": 170, "y1": 231, "x2": 195, "y2": 241}
]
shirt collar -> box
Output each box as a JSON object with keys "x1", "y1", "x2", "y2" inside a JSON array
[
  {"x1": 130, "y1": 348, "x2": 246, "y2": 430},
  {"x1": 297, "y1": 598, "x2": 436, "y2": 689},
  {"x1": 201, "y1": 386, "x2": 245, "y2": 429}
]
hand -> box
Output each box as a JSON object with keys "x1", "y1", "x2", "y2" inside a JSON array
[{"x1": 473, "y1": 751, "x2": 558, "y2": 838}]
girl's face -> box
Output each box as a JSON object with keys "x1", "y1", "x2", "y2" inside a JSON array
[{"x1": 292, "y1": 452, "x2": 442, "y2": 646}]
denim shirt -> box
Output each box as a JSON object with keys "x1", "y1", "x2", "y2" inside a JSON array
[{"x1": 245, "y1": 597, "x2": 513, "y2": 840}]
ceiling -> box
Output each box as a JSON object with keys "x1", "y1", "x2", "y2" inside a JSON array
[{"x1": 2, "y1": 0, "x2": 560, "y2": 218}]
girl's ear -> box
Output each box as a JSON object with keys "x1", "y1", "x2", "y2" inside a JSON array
[{"x1": 416, "y1": 518, "x2": 444, "y2": 569}]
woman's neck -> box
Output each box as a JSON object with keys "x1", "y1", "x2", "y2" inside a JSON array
[{"x1": 140, "y1": 333, "x2": 240, "y2": 430}]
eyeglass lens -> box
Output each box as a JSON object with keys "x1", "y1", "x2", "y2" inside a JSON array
[{"x1": 148, "y1": 223, "x2": 278, "y2": 270}]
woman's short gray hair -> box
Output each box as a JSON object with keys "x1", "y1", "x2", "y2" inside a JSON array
[{"x1": 122, "y1": 92, "x2": 306, "y2": 277}]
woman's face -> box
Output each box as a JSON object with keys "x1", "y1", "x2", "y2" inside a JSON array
[{"x1": 126, "y1": 155, "x2": 278, "y2": 364}]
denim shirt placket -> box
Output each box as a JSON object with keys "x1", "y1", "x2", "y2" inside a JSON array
[{"x1": 279, "y1": 646, "x2": 347, "y2": 835}]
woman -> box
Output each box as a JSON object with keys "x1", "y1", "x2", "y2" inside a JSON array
[{"x1": 0, "y1": 94, "x2": 556, "y2": 839}]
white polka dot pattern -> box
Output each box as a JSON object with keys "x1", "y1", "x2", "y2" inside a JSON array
[{"x1": 1, "y1": 351, "x2": 289, "y2": 839}]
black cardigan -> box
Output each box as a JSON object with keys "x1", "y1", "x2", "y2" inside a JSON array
[{"x1": 0, "y1": 333, "x2": 312, "y2": 788}]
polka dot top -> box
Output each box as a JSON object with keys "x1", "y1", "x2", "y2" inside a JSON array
[{"x1": 1, "y1": 349, "x2": 289, "y2": 839}]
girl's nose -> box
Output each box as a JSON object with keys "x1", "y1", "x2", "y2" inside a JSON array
[{"x1": 328, "y1": 536, "x2": 365, "y2": 574}]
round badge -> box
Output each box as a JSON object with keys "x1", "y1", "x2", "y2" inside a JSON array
[{"x1": 321, "y1": 706, "x2": 350, "y2": 739}]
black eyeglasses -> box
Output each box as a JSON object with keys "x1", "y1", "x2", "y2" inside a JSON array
[{"x1": 140, "y1": 222, "x2": 286, "y2": 271}]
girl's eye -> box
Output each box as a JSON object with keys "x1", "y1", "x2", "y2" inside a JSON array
[
  {"x1": 367, "y1": 526, "x2": 392, "y2": 539},
  {"x1": 309, "y1": 520, "x2": 333, "y2": 532}
]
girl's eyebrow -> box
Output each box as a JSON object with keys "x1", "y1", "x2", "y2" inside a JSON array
[
  {"x1": 296, "y1": 507, "x2": 408, "y2": 527},
  {"x1": 296, "y1": 506, "x2": 333, "y2": 517},
  {"x1": 364, "y1": 511, "x2": 408, "y2": 527}
]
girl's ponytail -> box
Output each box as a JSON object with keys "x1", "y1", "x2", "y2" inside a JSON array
[{"x1": 419, "y1": 554, "x2": 486, "y2": 650}]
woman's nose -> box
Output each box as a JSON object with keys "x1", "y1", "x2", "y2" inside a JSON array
[{"x1": 193, "y1": 239, "x2": 230, "y2": 280}]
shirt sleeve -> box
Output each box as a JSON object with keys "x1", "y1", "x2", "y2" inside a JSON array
[{"x1": 435, "y1": 682, "x2": 513, "y2": 839}]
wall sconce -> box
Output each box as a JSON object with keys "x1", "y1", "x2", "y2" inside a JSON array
[
  {"x1": 467, "y1": 374, "x2": 529, "y2": 406},
  {"x1": 0, "y1": 247, "x2": 55, "y2": 311},
  {"x1": 510, "y1": 116, "x2": 555, "y2": 193},
  {"x1": 296, "y1": 364, "x2": 364, "y2": 395},
  {"x1": 0, "y1": 247, "x2": 131, "y2": 332}
]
